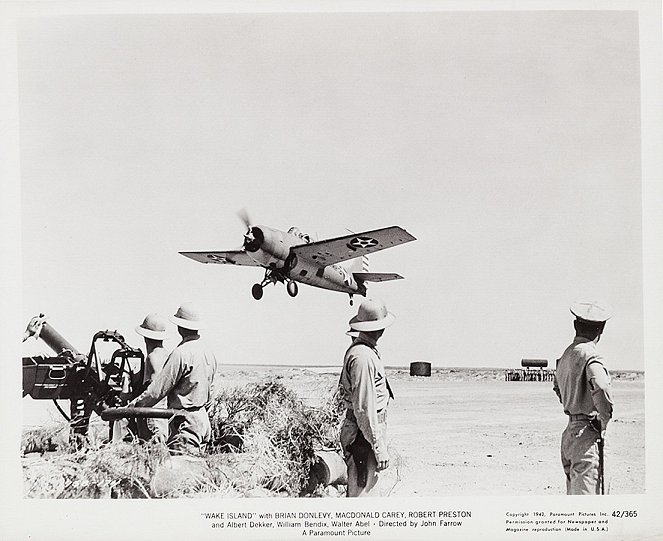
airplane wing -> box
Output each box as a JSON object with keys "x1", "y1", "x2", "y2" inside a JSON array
[
  {"x1": 352, "y1": 272, "x2": 404, "y2": 282},
  {"x1": 179, "y1": 250, "x2": 259, "y2": 266},
  {"x1": 290, "y1": 226, "x2": 416, "y2": 267}
]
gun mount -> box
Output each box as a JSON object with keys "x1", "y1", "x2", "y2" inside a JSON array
[{"x1": 22, "y1": 314, "x2": 147, "y2": 437}]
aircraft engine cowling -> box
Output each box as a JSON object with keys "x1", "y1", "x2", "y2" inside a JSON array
[
  {"x1": 245, "y1": 225, "x2": 291, "y2": 262},
  {"x1": 244, "y1": 226, "x2": 264, "y2": 252}
]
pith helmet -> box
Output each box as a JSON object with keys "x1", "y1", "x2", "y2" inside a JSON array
[
  {"x1": 570, "y1": 299, "x2": 613, "y2": 323},
  {"x1": 135, "y1": 313, "x2": 168, "y2": 340},
  {"x1": 348, "y1": 298, "x2": 396, "y2": 332},
  {"x1": 170, "y1": 302, "x2": 205, "y2": 330}
]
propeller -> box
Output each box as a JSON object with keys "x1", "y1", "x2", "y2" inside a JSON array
[
  {"x1": 237, "y1": 208, "x2": 252, "y2": 230},
  {"x1": 237, "y1": 208, "x2": 262, "y2": 252},
  {"x1": 237, "y1": 208, "x2": 254, "y2": 247}
]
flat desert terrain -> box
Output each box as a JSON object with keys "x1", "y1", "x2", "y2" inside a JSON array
[
  {"x1": 216, "y1": 366, "x2": 645, "y2": 496},
  {"x1": 22, "y1": 366, "x2": 644, "y2": 497}
]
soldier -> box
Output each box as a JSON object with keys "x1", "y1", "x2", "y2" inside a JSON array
[
  {"x1": 134, "y1": 313, "x2": 170, "y2": 442},
  {"x1": 339, "y1": 298, "x2": 395, "y2": 497},
  {"x1": 129, "y1": 302, "x2": 218, "y2": 455},
  {"x1": 553, "y1": 300, "x2": 614, "y2": 495}
]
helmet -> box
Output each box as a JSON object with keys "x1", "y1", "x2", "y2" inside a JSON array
[
  {"x1": 135, "y1": 313, "x2": 168, "y2": 340},
  {"x1": 348, "y1": 298, "x2": 396, "y2": 332},
  {"x1": 170, "y1": 302, "x2": 205, "y2": 330}
]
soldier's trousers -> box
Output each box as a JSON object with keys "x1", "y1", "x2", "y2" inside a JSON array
[
  {"x1": 340, "y1": 415, "x2": 387, "y2": 497},
  {"x1": 137, "y1": 416, "x2": 168, "y2": 443},
  {"x1": 560, "y1": 419, "x2": 601, "y2": 495},
  {"x1": 167, "y1": 408, "x2": 211, "y2": 456}
]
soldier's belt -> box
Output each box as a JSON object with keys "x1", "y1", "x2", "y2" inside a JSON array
[
  {"x1": 568, "y1": 413, "x2": 597, "y2": 421},
  {"x1": 346, "y1": 409, "x2": 387, "y2": 424},
  {"x1": 183, "y1": 405, "x2": 204, "y2": 412}
]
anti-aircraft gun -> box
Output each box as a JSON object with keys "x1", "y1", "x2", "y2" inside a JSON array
[{"x1": 22, "y1": 314, "x2": 148, "y2": 437}]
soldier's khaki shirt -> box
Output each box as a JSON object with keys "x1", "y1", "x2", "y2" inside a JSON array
[
  {"x1": 133, "y1": 335, "x2": 217, "y2": 410},
  {"x1": 553, "y1": 336, "x2": 614, "y2": 428},
  {"x1": 339, "y1": 334, "x2": 390, "y2": 456},
  {"x1": 143, "y1": 346, "x2": 169, "y2": 410}
]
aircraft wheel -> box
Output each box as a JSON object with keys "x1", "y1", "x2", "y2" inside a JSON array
[
  {"x1": 252, "y1": 284, "x2": 263, "y2": 300},
  {"x1": 287, "y1": 281, "x2": 298, "y2": 298}
]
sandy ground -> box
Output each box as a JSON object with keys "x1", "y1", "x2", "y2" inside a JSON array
[
  {"x1": 384, "y1": 372, "x2": 644, "y2": 496},
  {"x1": 214, "y1": 366, "x2": 645, "y2": 496},
  {"x1": 22, "y1": 366, "x2": 644, "y2": 497}
]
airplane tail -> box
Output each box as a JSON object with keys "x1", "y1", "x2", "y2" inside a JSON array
[
  {"x1": 347, "y1": 255, "x2": 403, "y2": 283},
  {"x1": 346, "y1": 254, "x2": 370, "y2": 274},
  {"x1": 352, "y1": 272, "x2": 404, "y2": 283}
]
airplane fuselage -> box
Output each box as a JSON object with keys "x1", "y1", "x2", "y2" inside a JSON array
[{"x1": 246, "y1": 225, "x2": 366, "y2": 295}]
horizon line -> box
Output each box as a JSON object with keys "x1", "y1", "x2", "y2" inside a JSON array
[{"x1": 220, "y1": 363, "x2": 644, "y2": 373}]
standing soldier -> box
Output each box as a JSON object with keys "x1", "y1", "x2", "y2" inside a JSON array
[
  {"x1": 553, "y1": 300, "x2": 614, "y2": 495},
  {"x1": 129, "y1": 302, "x2": 218, "y2": 455},
  {"x1": 339, "y1": 298, "x2": 395, "y2": 497},
  {"x1": 134, "y1": 313, "x2": 170, "y2": 442}
]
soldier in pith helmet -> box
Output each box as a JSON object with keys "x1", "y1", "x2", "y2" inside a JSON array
[
  {"x1": 129, "y1": 303, "x2": 218, "y2": 455},
  {"x1": 339, "y1": 298, "x2": 395, "y2": 497},
  {"x1": 553, "y1": 299, "x2": 614, "y2": 494},
  {"x1": 133, "y1": 313, "x2": 170, "y2": 442}
]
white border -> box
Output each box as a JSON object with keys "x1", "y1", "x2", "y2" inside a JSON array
[{"x1": 1, "y1": 1, "x2": 661, "y2": 540}]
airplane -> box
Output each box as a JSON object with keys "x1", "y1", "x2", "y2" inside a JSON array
[{"x1": 179, "y1": 213, "x2": 416, "y2": 304}]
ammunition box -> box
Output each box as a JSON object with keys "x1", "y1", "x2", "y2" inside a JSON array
[{"x1": 22, "y1": 356, "x2": 73, "y2": 400}]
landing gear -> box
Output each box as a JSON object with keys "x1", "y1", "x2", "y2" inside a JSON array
[
  {"x1": 349, "y1": 294, "x2": 354, "y2": 306},
  {"x1": 287, "y1": 280, "x2": 298, "y2": 298},
  {"x1": 252, "y1": 283, "x2": 264, "y2": 300},
  {"x1": 251, "y1": 269, "x2": 298, "y2": 300}
]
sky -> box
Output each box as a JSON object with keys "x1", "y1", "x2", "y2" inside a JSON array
[{"x1": 16, "y1": 10, "x2": 645, "y2": 375}]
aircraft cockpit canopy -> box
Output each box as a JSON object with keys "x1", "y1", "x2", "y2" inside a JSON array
[{"x1": 288, "y1": 226, "x2": 312, "y2": 243}]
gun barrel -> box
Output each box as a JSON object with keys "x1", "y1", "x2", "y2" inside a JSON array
[
  {"x1": 101, "y1": 407, "x2": 178, "y2": 420},
  {"x1": 39, "y1": 321, "x2": 81, "y2": 356}
]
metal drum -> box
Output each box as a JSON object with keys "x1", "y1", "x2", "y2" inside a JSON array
[
  {"x1": 410, "y1": 361, "x2": 431, "y2": 377},
  {"x1": 521, "y1": 359, "x2": 548, "y2": 368}
]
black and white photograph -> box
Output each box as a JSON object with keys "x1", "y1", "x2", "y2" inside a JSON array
[{"x1": 1, "y1": 0, "x2": 662, "y2": 540}]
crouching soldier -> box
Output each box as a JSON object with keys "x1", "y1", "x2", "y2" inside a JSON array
[
  {"x1": 129, "y1": 302, "x2": 218, "y2": 455},
  {"x1": 134, "y1": 312, "x2": 170, "y2": 443},
  {"x1": 339, "y1": 298, "x2": 395, "y2": 497}
]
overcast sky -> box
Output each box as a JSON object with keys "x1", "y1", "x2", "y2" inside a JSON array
[{"x1": 18, "y1": 10, "x2": 644, "y2": 375}]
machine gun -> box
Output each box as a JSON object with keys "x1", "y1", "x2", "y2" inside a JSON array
[{"x1": 22, "y1": 314, "x2": 147, "y2": 437}]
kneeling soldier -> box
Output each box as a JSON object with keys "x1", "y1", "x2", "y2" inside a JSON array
[
  {"x1": 134, "y1": 313, "x2": 170, "y2": 443},
  {"x1": 129, "y1": 303, "x2": 218, "y2": 455}
]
